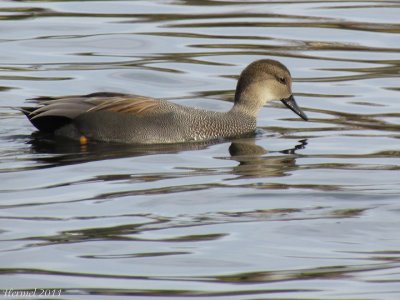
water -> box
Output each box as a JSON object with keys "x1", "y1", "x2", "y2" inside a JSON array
[{"x1": 1, "y1": 1, "x2": 400, "y2": 299}]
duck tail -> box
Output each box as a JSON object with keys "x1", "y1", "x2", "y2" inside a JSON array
[{"x1": 18, "y1": 106, "x2": 71, "y2": 133}]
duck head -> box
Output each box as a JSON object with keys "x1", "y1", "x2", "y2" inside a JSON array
[{"x1": 234, "y1": 59, "x2": 308, "y2": 121}]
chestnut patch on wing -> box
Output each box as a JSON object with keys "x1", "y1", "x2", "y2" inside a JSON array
[{"x1": 89, "y1": 97, "x2": 160, "y2": 115}]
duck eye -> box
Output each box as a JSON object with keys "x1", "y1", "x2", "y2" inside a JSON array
[{"x1": 278, "y1": 76, "x2": 286, "y2": 84}]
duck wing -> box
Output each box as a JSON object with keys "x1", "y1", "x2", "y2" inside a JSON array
[{"x1": 23, "y1": 92, "x2": 165, "y2": 133}]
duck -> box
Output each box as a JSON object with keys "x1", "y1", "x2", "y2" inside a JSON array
[{"x1": 22, "y1": 59, "x2": 308, "y2": 144}]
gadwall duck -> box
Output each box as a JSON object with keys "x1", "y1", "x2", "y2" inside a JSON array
[{"x1": 22, "y1": 59, "x2": 308, "y2": 144}]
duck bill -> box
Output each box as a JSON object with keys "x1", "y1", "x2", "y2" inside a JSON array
[{"x1": 281, "y1": 95, "x2": 308, "y2": 121}]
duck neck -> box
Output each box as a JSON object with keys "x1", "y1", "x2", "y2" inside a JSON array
[
  {"x1": 229, "y1": 101, "x2": 262, "y2": 118},
  {"x1": 232, "y1": 85, "x2": 266, "y2": 117}
]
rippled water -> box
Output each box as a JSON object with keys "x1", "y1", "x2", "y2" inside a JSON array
[{"x1": 1, "y1": 1, "x2": 400, "y2": 299}]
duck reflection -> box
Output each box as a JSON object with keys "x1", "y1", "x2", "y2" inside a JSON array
[
  {"x1": 229, "y1": 138, "x2": 307, "y2": 178},
  {"x1": 27, "y1": 132, "x2": 307, "y2": 174}
]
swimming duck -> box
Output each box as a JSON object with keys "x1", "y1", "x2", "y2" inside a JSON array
[{"x1": 23, "y1": 59, "x2": 308, "y2": 144}]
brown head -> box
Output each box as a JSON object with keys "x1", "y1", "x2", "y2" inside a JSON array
[{"x1": 234, "y1": 59, "x2": 308, "y2": 120}]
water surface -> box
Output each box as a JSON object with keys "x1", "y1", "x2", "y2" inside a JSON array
[{"x1": 1, "y1": 1, "x2": 400, "y2": 299}]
